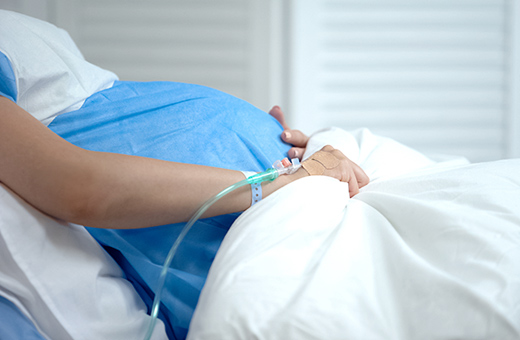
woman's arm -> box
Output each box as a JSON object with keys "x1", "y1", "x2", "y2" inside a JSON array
[
  {"x1": 0, "y1": 97, "x2": 367, "y2": 229},
  {"x1": 0, "y1": 97, "x2": 309, "y2": 229}
]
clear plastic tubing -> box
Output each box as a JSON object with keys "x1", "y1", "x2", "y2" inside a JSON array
[{"x1": 143, "y1": 165, "x2": 297, "y2": 340}]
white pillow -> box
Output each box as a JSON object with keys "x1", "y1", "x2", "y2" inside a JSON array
[
  {"x1": 0, "y1": 10, "x2": 118, "y2": 125},
  {"x1": 0, "y1": 183, "x2": 167, "y2": 340}
]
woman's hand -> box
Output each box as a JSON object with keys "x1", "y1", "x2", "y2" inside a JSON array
[
  {"x1": 269, "y1": 106, "x2": 309, "y2": 160},
  {"x1": 269, "y1": 106, "x2": 369, "y2": 197},
  {"x1": 299, "y1": 145, "x2": 369, "y2": 197}
]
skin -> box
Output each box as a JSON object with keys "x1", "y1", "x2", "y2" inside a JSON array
[
  {"x1": 269, "y1": 106, "x2": 369, "y2": 197},
  {"x1": 0, "y1": 96, "x2": 369, "y2": 229},
  {"x1": 268, "y1": 105, "x2": 309, "y2": 160}
]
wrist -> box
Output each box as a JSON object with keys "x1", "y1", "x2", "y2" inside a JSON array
[
  {"x1": 261, "y1": 168, "x2": 308, "y2": 200},
  {"x1": 286, "y1": 168, "x2": 309, "y2": 183}
]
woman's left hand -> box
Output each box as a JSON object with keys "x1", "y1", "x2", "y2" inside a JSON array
[{"x1": 269, "y1": 106, "x2": 309, "y2": 160}]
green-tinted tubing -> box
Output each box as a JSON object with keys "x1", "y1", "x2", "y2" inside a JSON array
[
  {"x1": 247, "y1": 168, "x2": 279, "y2": 184},
  {"x1": 144, "y1": 169, "x2": 279, "y2": 340}
]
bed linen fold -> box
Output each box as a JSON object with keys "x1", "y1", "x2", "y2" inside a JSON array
[{"x1": 189, "y1": 128, "x2": 520, "y2": 340}]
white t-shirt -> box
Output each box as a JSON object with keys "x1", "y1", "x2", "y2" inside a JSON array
[{"x1": 0, "y1": 9, "x2": 118, "y2": 125}]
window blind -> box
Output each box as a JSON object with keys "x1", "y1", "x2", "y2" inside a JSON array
[
  {"x1": 52, "y1": 0, "x2": 277, "y2": 109},
  {"x1": 290, "y1": 0, "x2": 514, "y2": 162}
]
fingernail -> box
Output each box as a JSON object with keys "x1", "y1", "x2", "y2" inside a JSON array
[
  {"x1": 293, "y1": 149, "x2": 298, "y2": 157},
  {"x1": 284, "y1": 131, "x2": 291, "y2": 139}
]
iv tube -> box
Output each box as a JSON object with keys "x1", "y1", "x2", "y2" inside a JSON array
[{"x1": 143, "y1": 164, "x2": 299, "y2": 340}]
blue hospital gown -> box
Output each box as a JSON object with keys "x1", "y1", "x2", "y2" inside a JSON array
[{"x1": 47, "y1": 80, "x2": 291, "y2": 339}]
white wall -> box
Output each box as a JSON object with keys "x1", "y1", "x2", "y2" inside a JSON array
[
  {"x1": 0, "y1": 0, "x2": 49, "y2": 20},
  {"x1": 0, "y1": 0, "x2": 286, "y2": 111},
  {"x1": 50, "y1": 0, "x2": 287, "y2": 112},
  {"x1": 2, "y1": 0, "x2": 518, "y2": 162},
  {"x1": 508, "y1": 0, "x2": 520, "y2": 159}
]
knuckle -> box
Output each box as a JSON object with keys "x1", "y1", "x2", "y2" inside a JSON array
[{"x1": 322, "y1": 145, "x2": 334, "y2": 151}]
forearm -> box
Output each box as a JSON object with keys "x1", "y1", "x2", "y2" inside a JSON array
[
  {"x1": 0, "y1": 97, "x2": 305, "y2": 229},
  {"x1": 74, "y1": 152, "x2": 305, "y2": 228}
]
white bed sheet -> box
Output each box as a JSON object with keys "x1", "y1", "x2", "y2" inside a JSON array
[
  {"x1": 0, "y1": 183, "x2": 167, "y2": 340},
  {"x1": 189, "y1": 128, "x2": 520, "y2": 340}
]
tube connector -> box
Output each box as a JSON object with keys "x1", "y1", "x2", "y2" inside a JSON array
[
  {"x1": 246, "y1": 168, "x2": 279, "y2": 184},
  {"x1": 246, "y1": 158, "x2": 302, "y2": 185},
  {"x1": 272, "y1": 157, "x2": 301, "y2": 175}
]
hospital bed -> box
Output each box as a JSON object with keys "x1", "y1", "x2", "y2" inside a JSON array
[{"x1": 1, "y1": 9, "x2": 520, "y2": 340}]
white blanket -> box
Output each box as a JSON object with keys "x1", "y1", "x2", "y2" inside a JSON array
[{"x1": 188, "y1": 128, "x2": 520, "y2": 340}]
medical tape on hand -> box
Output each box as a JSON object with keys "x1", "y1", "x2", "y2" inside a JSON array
[{"x1": 301, "y1": 151, "x2": 341, "y2": 176}]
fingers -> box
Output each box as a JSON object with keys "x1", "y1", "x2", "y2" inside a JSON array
[
  {"x1": 269, "y1": 110, "x2": 371, "y2": 196},
  {"x1": 269, "y1": 106, "x2": 310, "y2": 162},
  {"x1": 348, "y1": 170, "x2": 360, "y2": 197},
  {"x1": 269, "y1": 106, "x2": 310, "y2": 147},
  {"x1": 282, "y1": 129, "x2": 309, "y2": 148},
  {"x1": 268, "y1": 106, "x2": 289, "y2": 130},
  {"x1": 288, "y1": 147, "x2": 306, "y2": 160},
  {"x1": 352, "y1": 163, "x2": 370, "y2": 189},
  {"x1": 303, "y1": 145, "x2": 369, "y2": 197}
]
